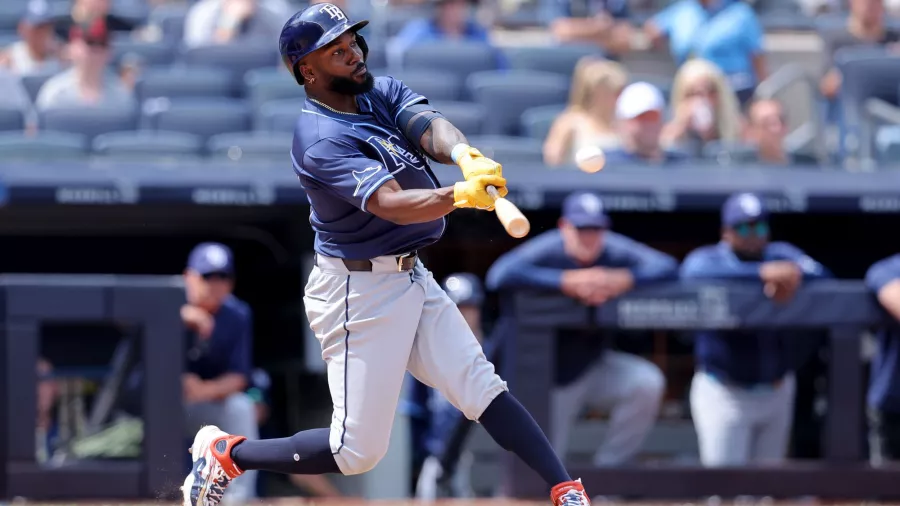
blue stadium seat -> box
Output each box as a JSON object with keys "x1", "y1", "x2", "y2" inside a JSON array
[
  {"x1": 430, "y1": 101, "x2": 485, "y2": 137},
  {"x1": 378, "y1": 6, "x2": 432, "y2": 38},
  {"x1": 255, "y1": 99, "x2": 304, "y2": 132},
  {"x1": 701, "y1": 140, "x2": 759, "y2": 165},
  {"x1": 0, "y1": 107, "x2": 25, "y2": 132},
  {"x1": 146, "y1": 3, "x2": 189, "y2": 40},
  {"x1": 39, "y1": 106, "x2": 139, "y2": 144},
  {"x1": 520, "y1": 104, "x2": 566, "y2": 141},
  {"x1": 0, "y1": 131, "x2": 88, "y2": 160},
  {"x1": 467, "y1": 135, "x2": 543, "y2": 165},
  {"x1": 178, "y1": 44, "x2": 280, "y2": 83},
  {"x1": 466, "y1": 70, "x2": 570, "y2": 136},
  {"x1": 21, "y1": 70, "x2": 58, "y2": 103},
  {"x1": 244, "y1": 68, "x2": 305, "y2": 112},
  {"x1": 208, "y1": 132, "x2": 292, "y2": 162},
  {"x1": 112, "y1": 40, "x2": 177, "y2": 68},
  {"x1": 400, "y1": 42, "x2": 499, "y2": 81},
  {"x1": 0, "y1": 30, "x2": 18, "y2": 47},
  {"x1": 143, "y1": 98, "x2": 252, "y2": 142},
  {"x1": 505, "y1": 45, "x2": 604, "y2": 77},
  {"x1": 383, "y1": 70, "x2": 462, "y2": 102},
  {"x1": 136, "y1": 67, "x2": 235, "y2": 102},
  {"x1": 628, "y1": 74, "x2": 673, "y2": 102},
  {"x1": 0, "y1": 3, "x2": 24, "y2": 31},
  {"x1": 92, "y1": 130, "x2": 203, "y2": 160}
]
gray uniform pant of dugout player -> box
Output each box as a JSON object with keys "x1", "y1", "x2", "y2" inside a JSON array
[
  {"x1": 550, "y1": 351, "x2": 666, "y2": 465},
  {"x1": 304, "y1": 254, "x2": 509, "y2": 476},
  {"x1": 185, "y1": 393, "x2": 260, "y2": 501},
  {"x1": 690, "y1": 370, "x2": 796, "y2": 466}
]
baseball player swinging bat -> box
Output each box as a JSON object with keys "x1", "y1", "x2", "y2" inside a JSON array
[{"x1": 180, "y1": 4, "x2": 588, "y2": 506}]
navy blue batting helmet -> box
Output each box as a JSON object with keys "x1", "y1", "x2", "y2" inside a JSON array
[
  {"x1": 441, "y1": 273, "x2": 485, "y2": 307},
  {"x1": 278, "y1": 3, "x2": 369, "y2": 86}
]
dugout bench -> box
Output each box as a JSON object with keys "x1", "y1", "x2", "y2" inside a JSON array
[
  {"x1": 503, "y1": 280, "x2": 900, "y2": 500},
  {"x1": 0, "y1": 275, "x2": 184, "y2": 500}
]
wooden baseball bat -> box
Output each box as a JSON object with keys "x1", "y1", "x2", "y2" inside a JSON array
[{"x1": 487, "y1": 186, "x2": 530, "y2": 239}]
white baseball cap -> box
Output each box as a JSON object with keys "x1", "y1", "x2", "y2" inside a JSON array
[{"x1": 615, "y1": 81, "x2": 665, "y2": 120}]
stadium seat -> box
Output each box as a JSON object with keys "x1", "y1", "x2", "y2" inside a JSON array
[
  {"x1": 145, "y1": 3, "x2": 189, "y2": 40},
  {"x1": 382, "y1": 69, "x2": 462, "y2": 102},
  {"x1": 255, "y1": 99, "x2": 304, "y2": 132},
  {"x1": 0, "y1": 107, "x2": 24, "y2": 132},
  {"x1": 143, "y1": 98, "x2": 252, "y2": 142},
  {"x1": 466, "y1": 70, "x2": 570, "y2": 136},
  {"x1": 701, "y1": 140, "x2": 759, "y2": 165},
  {"x1": 21, "y1": 70, "x2": 58, "y2": 103},
  {"x1": 178, "y1": 43, "x2": 280, "y2": 84},
  {"x1": 520, "y1": 104, "x2": 566, "y2": 141},
  {"x1": 92, "y1": 130, "x2": 203, "y2": 160},
  {"x1": 429, "y1": 101, "x2": 485, "y2": 137},
  {"x1": 505, "y1": 45, "x2": 604, "y2": 77},
  {"x1": 467, "y1": 135, "x2": 544, "y2": 165},
  {"x1": 39, "y1": 106, "x2": 139, "y2": 144},
  {"x1": 244, "y1": 68, "x2": 306, "y2": 112},
  {"x1": 136, "y1": 67, "x2": 235, "y2": 102},
  {"x1": 208, "y1": 132, "x2": 292, "y2": 162},
  {"x1": 0, "y1": 131, "x2": 88, "y2": 160},
  {"x1": 377, "y1": 6, "x2": 432, "y2": 38},
  {"x1": 400, "y1": 42, "x2": 499, "y2": 81},
  {"x1": 0, "y1": 3, "x2": 24, "y2": 31},
  {"x1": 0, "y1": 30, "x2": 18, "y2": 47},
  {"x1": 112, "y1": 40, "x2": 177, "y2": 68}
]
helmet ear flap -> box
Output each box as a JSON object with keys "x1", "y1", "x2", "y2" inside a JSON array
[{"x1": 356, "y1": 33, "x2": 369, "y2": 62}]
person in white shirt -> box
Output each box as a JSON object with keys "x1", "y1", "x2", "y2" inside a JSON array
[
  {"x1": 183, "y1": 0, "x2": 291, "y2": 48},
  {"x1": 0, "y1": 0, "x2": 64, "y2": 76}
]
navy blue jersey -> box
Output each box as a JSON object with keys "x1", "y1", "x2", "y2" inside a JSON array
[
  {"x1": 185, "y1": 295, "x2": 254, "y2": 382},
  {"x1": 680, "y1": 241, "x2": 831, "y2": 385},
  {"x1": 866, "y1": 254, "x2": 900, "y2": 413},
  {"x1": 291, "y1": 76, "x2": 445, "y2": 260}
]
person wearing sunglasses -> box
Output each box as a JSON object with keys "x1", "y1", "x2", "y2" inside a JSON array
[
  {"x1": 181, "y1": 242, "x2": 260, "y2": 502},
  {"x1": 679, "y1": 192, "x2": 831, "y2": 467}
]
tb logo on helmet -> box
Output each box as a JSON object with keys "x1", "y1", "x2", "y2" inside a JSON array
[{"x1": 319, "y1": 4, "x2": 346, "y2": 21}]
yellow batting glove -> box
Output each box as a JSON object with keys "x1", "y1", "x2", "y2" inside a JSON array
[
  {"x1": 451, "y1": 144, "x2": 503, "y2": 180},
  {"x1": 453, "y1": 174, "x2": 508, "y2": 211}
]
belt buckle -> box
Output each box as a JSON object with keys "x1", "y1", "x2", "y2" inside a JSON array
[{"x1": 397, "y1": 252, "x2": 415, "y2": 272}]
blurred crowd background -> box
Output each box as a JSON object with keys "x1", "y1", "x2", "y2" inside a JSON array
[{"x1": 7, "y1": 0, "x2": 900, "y2": 503}]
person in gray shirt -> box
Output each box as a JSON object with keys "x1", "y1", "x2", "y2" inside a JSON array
[
  {"x1": 35, "y1": 16, "x2": 135, "y2": 111},
  {"x1": 183, "y1": 0, "x2": 290, "y2": 48}
]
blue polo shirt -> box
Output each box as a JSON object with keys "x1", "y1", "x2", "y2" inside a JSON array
[
  {"x1": 650, "y1": 0, "x2": 763, "y2": 93},
  {"x1": 865, "y1": 254, "x2": 900, "y2": 414},
  {"x1": 680, "y1": 241, "x2": 831, "y2": 386},
  {"x1": 291, "y1": 76, "x2": 445, "y2": 260},
  {"x1": 542, "y1": 0, "x2": 630, "y2": 21},
  {"x1": 185, "y1": 295, "x2": 253, "y2": 382}
]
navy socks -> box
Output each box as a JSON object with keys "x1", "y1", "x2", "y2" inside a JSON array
[
  {"x1": 479, "y1": 391, "x2": 572, "y2": 486},
  {"x1": 231, "y1": 428, "x2": 340, "y2": 475}
]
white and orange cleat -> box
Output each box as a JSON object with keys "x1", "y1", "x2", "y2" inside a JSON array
[
  {"x1": 551, "y1": 479, "x2": 592, "y2": 506},
  {"x1": 181, "y1": 425, "x2": 247, "y2": 506}
]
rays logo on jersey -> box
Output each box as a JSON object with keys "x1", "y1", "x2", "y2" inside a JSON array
[{"x1": 366, "y1": 135, "x2": 425, "y2": 173}]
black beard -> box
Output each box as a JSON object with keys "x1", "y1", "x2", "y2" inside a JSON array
[{"x1": 329, "y1": 71, "x2": 375, "y2": 96}]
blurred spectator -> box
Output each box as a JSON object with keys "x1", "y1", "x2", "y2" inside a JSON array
[
  {"x1": 0, "y1": 67, "x2": 38, "y2": 131},
  {"x1": 864, "y1": 254, "x2": 900, "y2": 466},
  {"x1": 605, "y1": 81, "x2": 686, "y2": 164},
  {"x1": 661, "y1": 59, "x2": 743, "y2": 158},
  {"x1": 117, "y1": 52, "x2": 144, "y2": 91},
  {"x1": 183, "y1": 0, "x2": 291, "y2": 48},
  {"x1": 487, "y1": 192, "x2": 673, "y2": 467},
  {"x1": 35, "y1": 17, "x2": 135, "y2": 110},
  {"x1": 544, "y1": 57, "x2": 626, "y2": 166},
  {"x1": 745, "y1": 98, "x2": 818, "y2": 165},
  {"x1": 544, "y1": 0, "x2": 633, "y2": 56},
  {"x1": 36, "y1": 357, "x2": 59, "y2": 463},
  {"x1": 182, "y1": 242, "x2": 259, "y2": 502},
  {"x1": 0, "y1": 0, "x2": 64, "y2": 76},
  {"x1": 818, "y1": 0, "x2": 900, "y2": 102},
  {"x1": 387, "y1": 0, "x2": 505, "y2": 70},
  {"x1": 680, "y1": 193, "x2": 831, "y2": 467},
  {"x1": 54, "y1": 0, "x2": 140, "y2": 41},
  {"x1": 644, "y1": 0, "x2": 766, "y2": 104}
]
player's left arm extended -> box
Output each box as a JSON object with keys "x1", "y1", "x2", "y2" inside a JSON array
[
  {"x1": 201, "y1": 373, "x2": 249, "y2": 402},
  {"x1": 398, "y1": 104, "x2": 502, "y2": 180},
  {"x1": 771, "y1": 242, "x2": 832, "y2": 279}
]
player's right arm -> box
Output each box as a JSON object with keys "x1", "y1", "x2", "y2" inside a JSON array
[
  {"x1": 299, "y1": 138, "x2": 505, "y2": 225},
  {"x1": 867, "y1": 254, "x2": 900, "y2": 321}
]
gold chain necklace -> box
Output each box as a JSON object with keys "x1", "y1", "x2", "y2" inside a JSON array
[{"x1": 308, "y1": 98, "x2": 359, "y2": 116}]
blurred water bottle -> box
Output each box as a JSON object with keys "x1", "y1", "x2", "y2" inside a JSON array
[{"x1": 691, "y1": 98, "x2": 714, "y2": 133}]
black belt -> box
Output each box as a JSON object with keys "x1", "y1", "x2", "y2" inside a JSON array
[{"x1": 337, "y1": 251, "x2": 418, "y2": 272}]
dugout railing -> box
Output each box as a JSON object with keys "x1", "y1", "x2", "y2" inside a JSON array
[
  {"x1": 0, "y1": 275, "x2": 185, "y2": 500},
  {"x1": 502, "y1": 280, "x2": 900, "y2": 500}
]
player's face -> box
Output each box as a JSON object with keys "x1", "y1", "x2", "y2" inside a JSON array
[
  {"x1": 184, "y1": 270, "x2": 234, "y2": 312},
  {"x1": 750, "y1": 100, "x2": 787, "y2": 142},
  {"x1": 724, "y1": 221, "x2": 769, "y2": 257},
  {"x1": 560, "y1": 220, "x2": 606, "y2": 265},
  {"x1": 622, "y1": 110, "x2": 663, "y2": 152},
  {"x1": 851, "y1": 0, "x2": 883, "y2": 24},
  {"x1": 312, "y1": 32, "x2": 374, "y2": 95}
]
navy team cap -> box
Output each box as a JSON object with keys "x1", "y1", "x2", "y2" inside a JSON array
[
  {"x1": 187, "y1": 242, "x2": 235, "y2": 276},
  {"x1": 562, "y1": 191, "x2": 610, "y2": 229},
  {"x1": 721, "y1": 192, "x2": 769, "y2": 227}
]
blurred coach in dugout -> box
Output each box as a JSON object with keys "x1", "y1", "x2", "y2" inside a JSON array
[
  {"x1": 485, "y1": 191, "x2": 675, "y2": 466},
  {"x1": 181, "y1": 242, "x2": 260, "y2": 501},
  {"x1": 865, "y1": 253, "x2": 900, "y2": 465},
  {"x1": 680, "y1": 193, "x2": 831, "y2": 467}
]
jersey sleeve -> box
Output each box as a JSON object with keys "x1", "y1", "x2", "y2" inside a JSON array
[
  {"x1": 866, "y1": 254, "x2": 900, "y2": 293},
  {"x1": 298, "y1": 137, "x2": 394, "y2": 213},
  {"x1": 376, "y1": 76, "x2": 428, "y2": 129}
]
